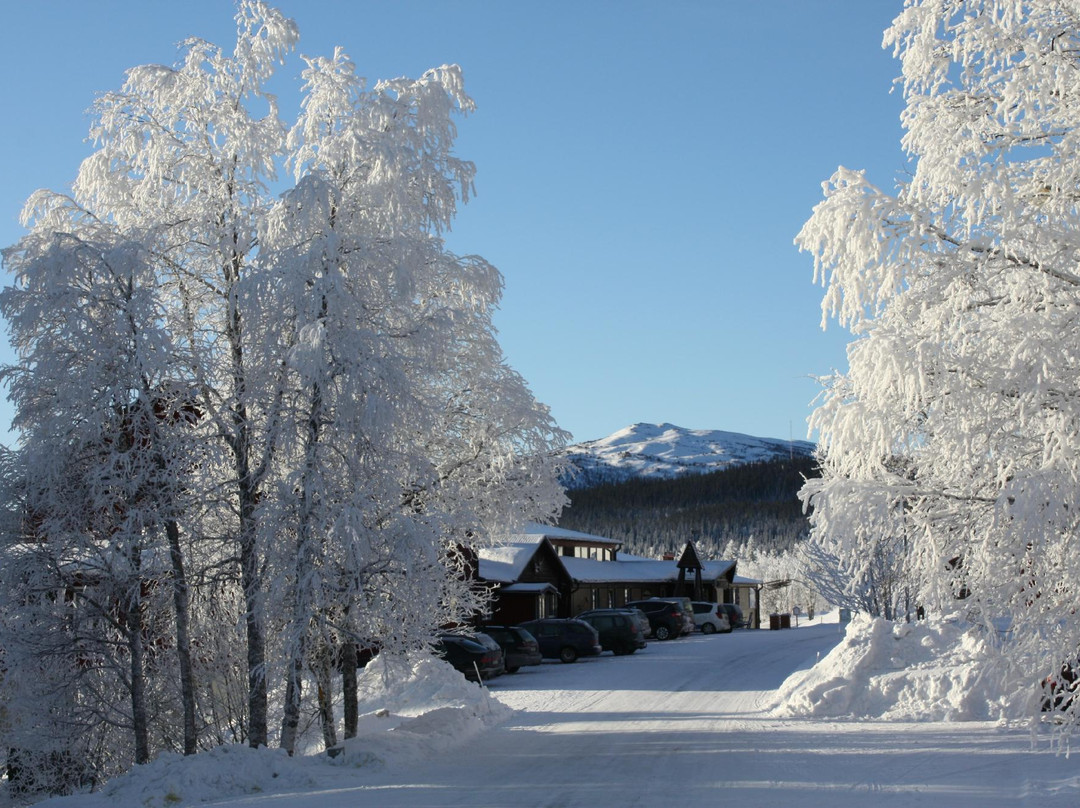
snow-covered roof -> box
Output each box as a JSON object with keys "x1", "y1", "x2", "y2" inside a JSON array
[
  {"x1": 519, "y1": 521, "x2": 622, "y2": 546},
  {"x1": 701, "y1": 560, "x2": 738, "y2": 580},
  {"x1": 477, "y1": 527, "x2": 738, "y2": 587},
  {"x1": 477, "y1": 540, "x2": 543, "y2": 583}
]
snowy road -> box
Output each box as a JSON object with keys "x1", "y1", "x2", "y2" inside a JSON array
[{"x1": 203, "y1": 621, "x2": 1080, "y2": 808}]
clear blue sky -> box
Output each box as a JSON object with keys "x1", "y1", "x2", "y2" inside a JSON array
[{"x1": 0, "y1": 2, "x2": 907, "y2": 445}]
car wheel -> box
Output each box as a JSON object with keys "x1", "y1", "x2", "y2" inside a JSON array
[
  {"x1": 702, "y1": 623, "x2": 716, "y2": 635},
  {"x1": 559, "y1": 646, "x2": 578, "y2": 663},
  {"x1": 654, "y1": 625, "x2": 671, "y2": 641},
  {"x1": 505, "y1": 665, "x2": 519, "y2": 674}
]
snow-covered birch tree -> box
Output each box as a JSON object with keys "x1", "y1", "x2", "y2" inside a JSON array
[
  {"x1": 798, "y1": 0, "x2": 1080, "y2": 735},
  {"x1": 0, "y1": 227, "x2": 196, "y2": 786},
  {"x1": 67, "y1": 1, "x2": 300, "y2": 749},
  {"x1": 258, "y1": 50, "x2": 567, "y2": 752},
  {"x1": 1, "y1": 0, "x2": 567, "y2": 778}
]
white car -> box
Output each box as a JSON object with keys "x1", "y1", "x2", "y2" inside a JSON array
[{"x1": 690, "y1": 601, "x2": 731, "y2": 634}]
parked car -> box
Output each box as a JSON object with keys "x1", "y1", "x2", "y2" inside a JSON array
[
  {"x1": 624, "y1": 607, "x2": 654, "y2": 639},
  {"x1": 434, "y1": 632, "x2": 505, "y2": 681},
  {"x1": 625, "y1": 600, "x2": 686, "y2": 640},
  {"x1": 481, "y1": 625, "x2": 542, "y2": 673},
  {"x1": 647, "y1": 597, "x2": 696, "y2": 636},
  {"x1": 717, "y1": 603, "x2": 747, "y2": 630},
  {"x1": 1041, "y1": 663, "x2": 1078, "y2": 713},
  {"x1": 575, "y1": 609, "x2": 648, "y2": 655},
  {"x1": 579, "y1": 607, "x2": 652, "y2": 639},
  {"x1": 690, "y1": 601, "x2": 731, "y2": 634},
  {"x1": 517, "y1": 618, "x2": 603, "y2": 663}
]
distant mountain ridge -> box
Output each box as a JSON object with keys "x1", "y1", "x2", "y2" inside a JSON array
[{"x1": 561, "y1": 422, "x2": 815, "y2": 489}]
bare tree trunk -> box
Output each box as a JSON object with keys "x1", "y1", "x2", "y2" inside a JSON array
[
  {"x1": 280, "y1": 281, "x2": 330, "y2": 753},
  {"x1": 225, "y1": 244, "x2": 268, "y2": 748},
  {"x1": 341, "y1": 615, "x2": 358, "y2": 739},
  {"x1": 206, "y1": 194, "x2": 272, "y2": 752},
  {"x1": 129, "y1": 621, "x2": 149, "y2": 764},
  {"x1": 278, "y1": 648, "x2": 303, "y2": 755},
  {"x1": 315, "y1": 644, "x2": 337, "y2": 750},
  {"x1": 167, "y1": 518, "x2": 198, "y2": 755},
  {"x1": 125, "y1": 547, "x2": 150, "y2": 765},
  {"x1": 239, "y1": 479, "x2": 267, "y2": 747}
]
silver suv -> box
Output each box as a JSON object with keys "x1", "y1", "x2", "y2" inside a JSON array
[{"x1": 690, "y1": 601, "x2": 732, "y2": 634}]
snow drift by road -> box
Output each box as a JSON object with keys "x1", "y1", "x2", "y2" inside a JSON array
[
  {"x1": 770, "y1": 613, "x2": 1026, "y2": 722},
  {"x1": 34, "y1": 654, "x2": 510, "y2": 808},
  {"x1": 32, "y1": 614, "x2": 1080, "y2": 808}
]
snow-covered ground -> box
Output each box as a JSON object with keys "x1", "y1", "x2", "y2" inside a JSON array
[{"x1": 33, "y1": 613, "x2": 1080, "y2": 807}]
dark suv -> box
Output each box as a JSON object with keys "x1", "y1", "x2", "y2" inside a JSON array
[
  {"x1": 717, "y1": 603, "x2": 747, "y2": 630},
  {"x1": 647, "y1": 597, "x2": 696, "y2": 636},
  {"x1": 625, "y1": 600, "x2": 686, "y2": 640},
  {"x1": 575, "y1": 610, "x2": 647, "y2": 655},
  {"x1": 517, "y1": 618, "x2": 603, "y2": 663},
  {"x1": 433, "y1": 632, "x2": 505, "y2": 681},
  {"x1": 481, "y1": 625, "x2": 542, "y2": 673},
  {"x1": 579, "y1": 607, "x2": 652, "y2": 639}
]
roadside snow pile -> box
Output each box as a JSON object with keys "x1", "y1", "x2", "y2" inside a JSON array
[
  {"x1": 770, "y1": 614, "x2": 1014, "y2": 721},
  {"x1": 35, "y1": 744, "x2": 319, "y2": 808},
  {"x1": 37, "y1": 653, "x2": 511, "y2": 808},
  {"x1": 331, "y1": 652, "x2": 513, "y2": 770}
]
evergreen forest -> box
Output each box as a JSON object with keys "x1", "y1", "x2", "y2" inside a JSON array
[{"x1": 556, "y1": 456, "x2": 820, "y2": 560}]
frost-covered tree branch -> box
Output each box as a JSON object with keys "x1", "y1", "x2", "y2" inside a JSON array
[
  {"x1": 799, "y1": 0, "x2": 1080, "y2": 746},
  {"x1": 0, "y1": 1, "x2": 567, "y2": 788}
]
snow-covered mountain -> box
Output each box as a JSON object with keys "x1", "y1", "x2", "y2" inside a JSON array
[{"x1": 561, "y1": 422, "x2": 815, "y2": 489}]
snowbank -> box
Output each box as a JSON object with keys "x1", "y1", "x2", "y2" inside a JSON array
[
  {"x1": 36, "y1": 653, "x2": 511, "y2": 808},
  {"x1": 770, "y1": 613, "x2": 1014, "y2": 721},
  {"x1": 330, "y1": 653, "x2": 512, "y2": 771}
]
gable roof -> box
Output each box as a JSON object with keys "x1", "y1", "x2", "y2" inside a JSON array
[
  {"x1": 733, "y1": 573, "x2": 763, "y2": 586},
  {"x1": 477, "y1": 539, "x2": 545, "y2": 583},
  {"x1": 521, "y1": 521, "x2": 622, "y2": 547},
  {"x1": 477, "y1": 531, "x2": 738, "y2": 587}
]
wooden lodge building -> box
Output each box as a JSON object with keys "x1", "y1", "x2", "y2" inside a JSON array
[{"x1": 477, "y1": 523, "x2": 762, "y2": 629}]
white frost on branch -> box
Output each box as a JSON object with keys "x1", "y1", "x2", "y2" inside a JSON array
[{"x1": 798, "y1": 0, "x2": 1080, "y2": 744}]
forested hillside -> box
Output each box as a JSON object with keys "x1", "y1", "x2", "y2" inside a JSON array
[{"x1": 556, "y1": 456, "x2": 819, "y2": 560}]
